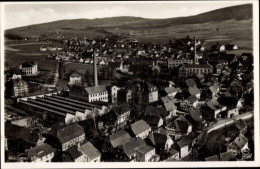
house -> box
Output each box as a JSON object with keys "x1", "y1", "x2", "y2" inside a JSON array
[
  {"x1": 180, "y1": 95, "x2": 198, "y2": 109},
  {"x1": 112, "y1": 103, "x2": 131, "y2": 129},
  {"x1": 5, "y1": 123, "x2": 45, "y2": 151},
  {"x1": 185, "y1": 79, "x2": 197, "y2": 88},
  {"x1": 168, "y1": 148, "x2": 180, "y2": 160},
  {"x1": 45, "y1": 123, "x2": 85, "y2": 151},
  {"x1": 78, "y1": 141, "x2": 101, "y2": 162},
  {"x1": 176, "y1": 139, "x2": 191, "y2": 158},
  {"x1": 205, "y1": 84, "x2": 219, "y2": 99},
  {"x1": 122, "y1": 137, "x2": 146, "y2": 161},
  {"x1": 200, "y1": 99, "x2": 227, "y2": 120},
  {"x1": 228, "y1": 133, "x2": 250, "y2": 156},
  {"x1": 234, "y1": 119, "x2": 247, "y2": 134},
  {"x1": 69, "y1": 70, "x2": 82, "y2": 85},
  {"x1": 160, "y1": 96, "x2": 177, "y2": 117},
  {"x1": 142, "y1": 82, "x2": 158, "y2": 103},
  {"x1": 131, "y1": 120, "x2": 151, "y2": 139},
  {"x1": 188, "y1": 108, "x2": 203, "y2": 123},
  {"x1": 164, "y1": 86, "x2": 178, "y2": 98},
  {"x1": 215, "y1": 64, "x2": 224, "y2": 74},
  {"x1": 63, "y1": 145, "x2": 84, "y2": 162},
  {"x1": 145, "y1": 106, "x2": 172, "y2": 122},
  {"x1": 174, "y1": 115, "x2": 192, "y2": 135},
  {"x1": 136, "y1": 145, "x2": 159, "y2": 162},
  {"x1": 27, "y1": 143, "x2": 56, "y2": 162},
  {"x1": 117, "y1": 88, "x2": 132, "y2": 104},
  {"x1": 220, "y1": 151, "x2": 236, "y2": 161},
  {"x1": 10, "y1": 116, "x2": 39, "y2": 128},
  {"x1": 188, "y1": 86, "x2": 201, "y2": 99},
  {"x1": 20, "y1": 61, "x2": 38, "y2": 76},
  {"x1": 110, "y1": 130, "x2": 132, "y2": 148},
  {"x1": 10, "y1": 67, "x2": 22, "y2": 80},
  {"x1": 205, "y1": 155, "x2": 219, "y2": 161},
  {"x1": 69, "y1": 85, "x2": 108, "y2": 102},
  {"x1": 225, "y1": 107, "x2": 239, "y2": 118},
  {"x1": 148, "y1": 132, "x2": 174, "y2": 152},
  {"x1": 39, "y1": 45, "x2": 47, "y2": 52},
  {"x1": 107, "y1": 85, "x2": 119, "y2": 104},
  {"x1": 225, "y1": 44, "x2": 238, "y2": 50},
  {"x1": 12, "y1": 79, "x2": 29, "y2": 97},
  {"x1": 144, "y1": 115, "x2": 164, "y2": 130},
  {"x1": 213, "y1": 44, "x2": 225, "y2": 51}
]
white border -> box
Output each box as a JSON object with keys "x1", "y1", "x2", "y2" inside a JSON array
[{"x1": 1, "y1": 1, "x2": 259, "y2": 168}]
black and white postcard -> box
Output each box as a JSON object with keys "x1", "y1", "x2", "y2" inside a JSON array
[{"x1": 1, "y1": 1, "x2": 259, "y2": 168}]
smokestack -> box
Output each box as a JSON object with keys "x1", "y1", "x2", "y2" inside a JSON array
[
  {"x1": 194, "y1": 37, "x2": 197, "y2": 64},
  {"x1": 93, "y1": 50, "x2": 98, "y2": 87}
]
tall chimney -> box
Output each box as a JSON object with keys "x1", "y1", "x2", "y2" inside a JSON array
[
  {"x1": 93, "y1": 44, "x2": 98, "y2": 87},
  {"x1": 194, "y1": 37, "x2": 197, "y2": 64}
]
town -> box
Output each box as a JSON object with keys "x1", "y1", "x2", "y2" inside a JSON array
[{"x1": 4, "y1": 30, "x2": 254, "y2": 162}]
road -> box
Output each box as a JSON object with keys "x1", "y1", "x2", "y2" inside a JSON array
[{"x1": 206, "y1": 111, "x2": 253, "y2": 134}]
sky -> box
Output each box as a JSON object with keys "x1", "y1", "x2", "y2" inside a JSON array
[{"x1": 3, "y1": 1, "x2": 251, "y2": 29}]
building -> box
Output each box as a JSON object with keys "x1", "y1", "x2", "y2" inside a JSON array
[
  {"x1": 168, "y1": 148, "x2": 180, "y2": 160},
  {"x1": 69, "y1": 70, "x2": 82, "y2": 85},
  {"x1": 176, "y1": 139, "x2": 191, "y2": 158},
  {"x1": 117, "y1": 88, "x2": 132, "y2": 104},
  {"x1": 145, "y1": 105, "x2": 172, "y2": 122},
  {"x1": 174, "y1": 115, "x2": 192, "y2": 135},
  {"x1": 131, "y1": 120, "x2": 151, "y2": 139},
  {"x1": 225, "y1": 44, "x2": 238, "y2": 50},
  {"x1": 64, "y1": 145, "x2": 85, "y2": 162},
  {"x1": 78, "y1": 141, "x2": 101, "y2": 162},
  {"x1": 20, "y1": 61, "x2": 38, "y2": 76},
  {"x1": 142, "y1": 82, "x2": 158, "y2": 103},
  {"x1": 122, "y1": 137, "x2": 146, "y2": 161},
  {"x1": 179, "y1": 64, "x2": 213, "y2": 77},
  {"x1": 5, "y1": 123, "x2": 46, "y2": 151},
  {"x1": 27, "y1": 143, "x2": 56, "y2": 162},
  {"x1": 164, "y1": 86, "x2": 178, "y2": 98},
  {"x1": 46, "y1": 123, "x2": 85, "y2": 151},
  {"x1": 110, "y1": 130, "x2": 132, "y2": 148},
  {"x1": 70, "y1": 85, "x2": 108, "y2": 102},
  {"x1": 200, "y1": 100, "x2": 227, "y2": 120},
  {"x1": 160, "y1": 96, "x2": 177, "y2": 117},
  {"x1": 228, "y1": 133, "x2": 250, "y2": 156},
  {"x1": 112, "y1": 103, "x2": 131, "y2": 129},
  {"x1": 167, "y1": 58, "x2": 193, "y2": 68},
  {"x1": 144, "y1": 115, "x2": 164, "y2": 130},
  {"x1": 148, "y1": 132, "x2": 174, "y2": 152},
  {"x1": 107, "y1": 85, "x2": 119, "y2": 104},
  {"x1": 188, "y1": 86, "x2": 201, "y2": 99},
  {"x1": 12, "y1": 79, "x2": 29, "y2": 97},
  {"x1": 136, "y1": 145, "x2": 158, "y2": 162}
]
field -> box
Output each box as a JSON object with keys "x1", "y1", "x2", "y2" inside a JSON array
[{"x1": 5, "y1": 40, "x2": 58, "y2": 70}]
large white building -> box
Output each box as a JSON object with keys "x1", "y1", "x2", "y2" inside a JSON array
[
  {"x1": 179, "y1": 63, "x2": 213, "y2": 77},
  {"x1": 70, "y1": 85, "x2": 108, "y2": 102},
  {"x1": 20, "y1": 61, "x2": 38, "y2": 76},
  {"x1": 167, "y1": 58, "x2": 193, "y2": 68},
  {"x1": 69, "y1": 71, "x2": 82, "y2": 85}
]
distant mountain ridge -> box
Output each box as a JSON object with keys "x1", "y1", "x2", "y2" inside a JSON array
[{"x1": 7, "y1": 4, "x2": 252, "y2": 31}]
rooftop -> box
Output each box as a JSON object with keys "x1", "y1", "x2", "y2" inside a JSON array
[
  {"x1": 131, "y1": 120, "x2": 150, "y2": 136},
  {"x1": 85, "y1": 85, "x2": 107, "y2": 95},
  {"x1": 110, "y1": 130, "x2": 132, "y2": 148},
  {"x1": 136, "y1": 145, "x2": 155, "y2": 154},
  {"x1": 79, "y1": 141, "x2": 101, "y2": 160}
]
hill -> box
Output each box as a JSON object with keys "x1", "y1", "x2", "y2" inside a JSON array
[
  {"x1": 6, "y1": 4, "x2": 252, "y2": 31},
  {"x1": 5, "y1": 4, "x2": 252, "y2": 46}
]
